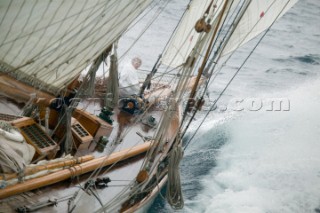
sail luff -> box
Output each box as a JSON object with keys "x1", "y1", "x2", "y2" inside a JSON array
[
  {"x1": 161, "y1": 0, "x2": 219, "y2": 67},
  {"x1": 221, "y1": 0, "x2": 299, "y2": 56},
  {"x1": 204, "y1": 0, "x2": 252, "y2": 71}
]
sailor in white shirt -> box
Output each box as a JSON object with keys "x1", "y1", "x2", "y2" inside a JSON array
[{"x1": 119, "y1": 57, "x2": 142, "y2": 97}]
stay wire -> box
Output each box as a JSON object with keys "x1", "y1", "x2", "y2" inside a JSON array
[
  {"x1": 180, "y1": 0, "x2": 236, "y2": 138},
  {"x1": 183, "y1": 0, "x2": 292, "y2": 150},
  {"x1": 120, "y1": 0, "x2": 171, "y2": 60},
  {"x1": 184, "y1": 32, "x2": 269, "y2": 150}
]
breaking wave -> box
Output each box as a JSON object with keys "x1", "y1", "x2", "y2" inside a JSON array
[{"x1": 184, "y1": 79, "x2": 320, "y2": 213}]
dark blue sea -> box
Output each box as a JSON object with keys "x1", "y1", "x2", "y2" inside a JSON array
[{"x1": 118, "y1": 0, "x2": 320, "y2": 212}]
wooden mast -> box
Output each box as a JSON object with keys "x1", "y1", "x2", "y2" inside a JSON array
[{"x1": 188, "y1": 0, "x2": 229, "y2": 102}]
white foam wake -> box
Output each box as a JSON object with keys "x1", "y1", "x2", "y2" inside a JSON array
[{"x1": 190, "y1": 79, "x2": 320, "y2": 213}]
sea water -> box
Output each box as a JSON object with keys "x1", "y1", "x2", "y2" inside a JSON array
[{"x1": 118, "y1": 0, "x2": 320, "y2": 212}]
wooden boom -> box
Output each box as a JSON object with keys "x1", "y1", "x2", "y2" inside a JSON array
[
  {"x1": 0, "y1": 142, "x2": 151, "y2": 199},
  {"x1": 0, "y1": 155, "x2": 94, "y2": 181},
  {"x1": 0, "y1": 75, "x2": 55, "y2": 105}
]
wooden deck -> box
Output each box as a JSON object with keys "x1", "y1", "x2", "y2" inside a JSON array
[{"x1": 0, "y1": 85, "x2": 181, "y2": 212}]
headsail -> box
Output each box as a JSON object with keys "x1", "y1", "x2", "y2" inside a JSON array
[
  {"x1": 0, "y1": 0, "x2": 151, "y2": 95},
  {"x1": 221, "y1": 0, "x2": 298, "y2": 56},
  {"x1": 161, "y1": 0, "x2": 225, "y2": 68}
]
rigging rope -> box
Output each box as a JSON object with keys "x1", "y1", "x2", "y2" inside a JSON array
[
  {"x1": 63, "y1": 105, "x2": 73, "y2": 155},
  {"x1": 183, "y1": 0, "x2": 293, "y2": 150},
  {"x1": 184, "y1": 30, "x2": 269, "y2": 149},
  {"x1": 178, "y1": 0, "x2": 232, "y2": 137},
  {"x1": 180, "y1": 0, "x2": 241, "y2": 138},
  {"x1": 166, "y1": 142, "x2": 184, "y2": 210},
  {"x1": 120, "y1": 0, "x2": 171, "y2": 60},
  {"x1": 105, "y1": 48, "x2": 119, "y2": 110},
  {"x1": 182, "y1": 0, "x2": 290, "y2": 150}
]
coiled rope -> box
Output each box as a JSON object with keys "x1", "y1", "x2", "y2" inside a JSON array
[{"x1": 166, "y1": 143, "x2": 184, "y2": 209}]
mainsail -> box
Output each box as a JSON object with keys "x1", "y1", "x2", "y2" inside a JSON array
[
  {"x1": 0, "y1": 0, "x2": 301, "y2": 212},
  {"x1": 0, "y1": 0, "x2": 151, "y2": 95}
]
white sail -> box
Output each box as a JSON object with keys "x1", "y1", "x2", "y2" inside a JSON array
[
  {"x1": 0, "y1": 0, "x2": 151, "y2": 94},
  {"x1": 161, "y1": 0, "x2": 225, "y2": 68},
  {"x1": 221, "y1": 0, "x2": 298, "y2": 56}
]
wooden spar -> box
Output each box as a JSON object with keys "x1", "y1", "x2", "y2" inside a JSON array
[
  {"x1": 188, "y1": 0, "x2": 229, "y2": 100},
  {"x1": 0, "y1": 142, "x2": 151, "y2": 199},
  {"x1": 0, "y1": 75, "x2": 55, "y2": 105},
  {"x1": 185, "y1": 76, "x2": 206, "y2": 91},
  {"x1": 0, "y1": 155, "x2": 94, "y2": 181},
  {"x1": 0, "y1": 45, "x2": 113, "y2": 106}
]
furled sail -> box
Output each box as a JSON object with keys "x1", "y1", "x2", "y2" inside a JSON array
[
  {"x1": 161, "y1": 0, "x2": 225, "y2": 68},
  {"x1": 0, "y1": 0, "x2": 151, "y2": 95},
  {"x1": 221, "y1": 0, "x2": 298, "y2": 56}
]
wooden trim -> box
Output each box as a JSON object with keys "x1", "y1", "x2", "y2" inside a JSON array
[
  {"x1": 0, "y1": 75, "x2": 55, "y2": 105},
  {"x1": 0, "y1": 142, "x2": 151, "y2": 199},
  {"x1": 0, "y1": 155, "x2": 94, "y2": 181}
]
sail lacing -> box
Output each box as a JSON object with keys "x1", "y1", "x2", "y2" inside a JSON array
[
  {"x1": 0, "y1": 0, "x2": 152, "y2": 95},
  {"x1": 0, "y1": 0, "x2": 300, "y2": 211},
  {"x1": 0, "y1": 1, "x2": 104, "y2": 48}
]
